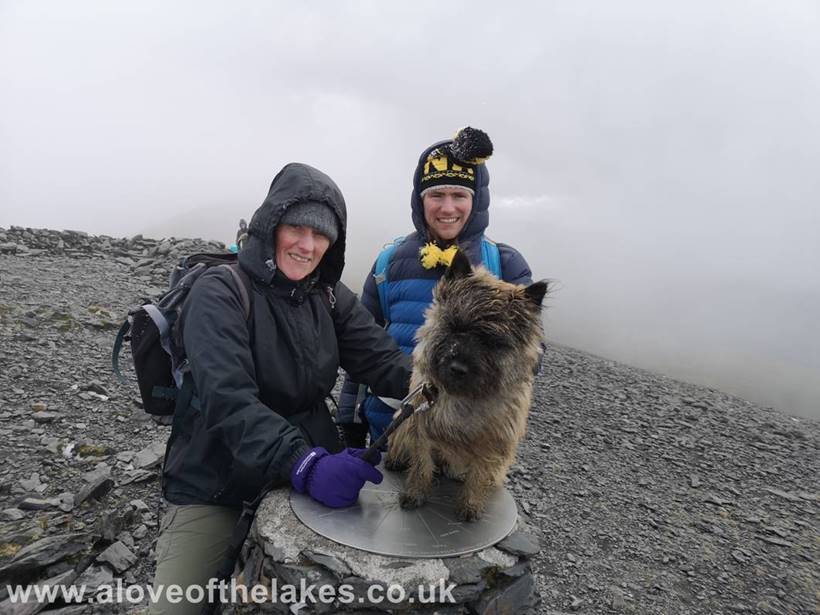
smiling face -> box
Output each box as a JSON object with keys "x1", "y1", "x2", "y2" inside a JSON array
[
  {"x1": 274, "y1": 224, "x2": 331, "y2": 281},
  {"x1": 422, "y1": 187, "x2": 473, "y2": 242}
]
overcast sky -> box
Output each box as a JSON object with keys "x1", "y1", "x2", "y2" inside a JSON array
[{"x1": 1, "y1": 1, "x2": 818, "y2": 417}]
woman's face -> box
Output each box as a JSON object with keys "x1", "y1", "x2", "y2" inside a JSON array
[{"x1": 274, "y1": 224, "x2": 331, "y2": 281}]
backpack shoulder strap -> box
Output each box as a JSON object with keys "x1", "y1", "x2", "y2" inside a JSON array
[
  {"x1": 480, "y1": 236, "x2": 502, "y2": 278},
  {"x1": 373, "y1": 236, "x2": 405, "y2": 324},
  {"x1": 112, "y1": 319, "x2": 131, "y2": 383},
  {"x1": 221, "y1": 263, "x2": 252, "y2": 321}
]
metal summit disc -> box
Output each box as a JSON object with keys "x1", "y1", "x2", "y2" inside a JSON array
[{"x1": 290, "y1": 463, "x2": 518, "y2": 558}]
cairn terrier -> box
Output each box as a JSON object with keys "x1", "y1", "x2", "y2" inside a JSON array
[{"x1": 384, "y1": 250, "x2": 547, "y2": 521}]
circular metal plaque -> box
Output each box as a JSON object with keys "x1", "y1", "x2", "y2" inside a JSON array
[{"x1": 290, "y1": 463, "x2": 518, "y2": 558}]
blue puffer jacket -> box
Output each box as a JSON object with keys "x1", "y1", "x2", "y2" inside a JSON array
[{"x1": 337, "y1": 141, "x2": 534, "y2": 439}]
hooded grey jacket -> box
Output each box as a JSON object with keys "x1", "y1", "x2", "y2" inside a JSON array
[{"x1": 162, "y1": 163, "x2": 412, "y2": 507}]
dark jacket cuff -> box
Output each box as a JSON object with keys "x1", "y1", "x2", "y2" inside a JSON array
[{"x1": 282, "y1": 443, "x2": 312, "y2": 485}]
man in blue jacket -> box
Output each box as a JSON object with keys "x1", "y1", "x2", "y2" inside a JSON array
[{"x1": 337, "y1": 127, "x2": 536, "y2": 446}]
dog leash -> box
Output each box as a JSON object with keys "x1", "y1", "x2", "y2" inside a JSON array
[{"x1": 360, "y1": 382, "x2": 438, "y2": 465}]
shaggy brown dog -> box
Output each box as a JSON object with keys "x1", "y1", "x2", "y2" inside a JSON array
[{"x1": 385, "y1": 250, "x2": 547, "y2": 521}]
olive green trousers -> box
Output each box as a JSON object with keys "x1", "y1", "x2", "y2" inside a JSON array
[{"x1": 149, "y1": 505, "x2": 241, "y2": 615}]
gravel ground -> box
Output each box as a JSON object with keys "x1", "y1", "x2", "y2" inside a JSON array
[{"x1": 0, "y1": 232, "x2": 817, "y2": 614}]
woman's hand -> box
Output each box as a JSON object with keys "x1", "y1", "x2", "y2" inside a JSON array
[{"x1": 290, "y1": 447, "x2": 383, "y2": 508}]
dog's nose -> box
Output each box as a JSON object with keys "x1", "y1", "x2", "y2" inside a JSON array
[{"x1": 448, "y1": 360, "x2": 469, "y2": 378}]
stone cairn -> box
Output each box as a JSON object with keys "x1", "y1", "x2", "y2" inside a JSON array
[{"x1": 234, "y1": 488, "x2": 541, "y2": 614}]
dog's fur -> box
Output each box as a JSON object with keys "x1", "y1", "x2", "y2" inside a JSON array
[{"x1": 384, "y1": 250, "x2": 547, "y2": 521}]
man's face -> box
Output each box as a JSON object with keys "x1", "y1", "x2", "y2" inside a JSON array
[
  {"x1": 274, "y1": 224, "x2": 331, "y2": 281},
  {"x1": 422, "y1": 187, "x2": 473, "y2": 242}
]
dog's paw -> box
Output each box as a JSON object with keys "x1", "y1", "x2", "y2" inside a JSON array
[
  {"x1": 399, "y1": 491, "x2": 426, "y2": 510},
  {"x1": 455, "y1": 503, "x2": 482, "y2": 522}
]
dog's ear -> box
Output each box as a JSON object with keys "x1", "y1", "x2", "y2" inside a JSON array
[
  {"x1": 524, "y1": 280, "x2": 548, "y2": 307},
  {"x1": 444, "y1": 249, "x2": 473, "y2": 281}
]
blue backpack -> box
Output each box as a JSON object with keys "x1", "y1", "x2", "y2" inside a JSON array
[{"x1": 373, "y1": 236, "x2": 501, "y2": 323}]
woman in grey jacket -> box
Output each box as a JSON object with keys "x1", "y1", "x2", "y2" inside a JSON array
[{"x1": 150, "y1": 163, "x2": 411, "y2": 614}]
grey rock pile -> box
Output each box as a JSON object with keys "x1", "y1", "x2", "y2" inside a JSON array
[
  {"x1": 235, "y1": 489, "x2": 540, "y2": 614},
  {"x1": 0, "y1": 226, "x2": 225, "y2": 263},
  {"x1": 0, "y1": 226, "x2": 225, "y2": 614},
  {"x1": 0, "y1": 225, "x2": 817, "y2": 614}
]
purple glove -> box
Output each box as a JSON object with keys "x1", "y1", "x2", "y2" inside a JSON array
[{"x1": 290, "y1": 447, "x2": 383, "y2": 508}]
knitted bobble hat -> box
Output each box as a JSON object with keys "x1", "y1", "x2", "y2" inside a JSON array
[
  {"x1": 419, "y1": 127, "x2": 494, "y2": 196},
  {"x1": 279, "y1": 201, "x2": 339, "y2": 245}
]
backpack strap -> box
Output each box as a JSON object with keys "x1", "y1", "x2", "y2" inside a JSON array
[
  {"x1": 159, "y1": 372, "x2": 196, "y2": 494},
  {"x1": 113, "y1": 262, "x2": 252, "y2": 387},
  {"x1": 480, "y1": 236, "x2": 502, "y2": 278},
  {"x1": 373, "y1": 237, "x2": 405, "y2": 325},
  {"x1": 112, "y1": 319, "x2": 131, "y2": 384},
  {"x1": 112, "y1": 303, "x2": 173, "y2": 385},
  {"x1": 221, "y1": 263, "x2": 252, "y2": 321}
]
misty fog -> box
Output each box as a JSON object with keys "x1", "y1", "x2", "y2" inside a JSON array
[{"x1": 1, "y1": 1, "x2": 818, "y2": 417}]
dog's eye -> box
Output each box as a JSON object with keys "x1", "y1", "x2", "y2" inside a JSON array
[{"x1": 469, "y1": 327, "x2": 510, "y2": 350}]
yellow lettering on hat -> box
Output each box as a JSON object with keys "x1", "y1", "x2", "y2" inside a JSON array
[
  {"x1": 424, "y1": 156, "x2": 449, "y2": 175},
  {"x1": 449, "y1": 163, "x2": 474, "y2": 177}
]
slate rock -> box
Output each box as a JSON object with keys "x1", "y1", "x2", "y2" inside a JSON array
[
  {"x1": 611, "y1": 586, "x2": 627, "y2": 610},
  {"x1": 74, "y1": 476, "x2": 114, "y2": 507},
  {"x1": 57, "y1": 492, "x2": 75, "y2": 513},
  {"x1": 31, "y1": 412, "x2": 59, "y2": 424},
  {"x1": 96, "y1": 540, "x2": 137, "y2": 573},
  {"x1": 496, "y1": 531, "x2": 540, "y2": 557},
  {"x1": 115, "y1": 451, "x2": 135, "y2": 464},
  {"x1": 132, "y1": 524, "x2": 148, "y2": 539},
  {"x1": 119, "y1": 469, "x2": 156, "y2": 485},
  {"x1": 81, "y1": 462, "x2": 111, "y2": 483},
  {"x1": 18, "y1": 497, "x2": 61, "y2": 511},
  {"x1": 72, "y1": 564, "x2": 113, "y2": 594},
  {"x1": 94, "y1": 509, "x2": 139, "y2": 542},
  {"x1": 1, "y1": 508, "x2": 25, "y2": 521},
  {"x1": 128, "y1": 499, "x2": 149, "y2": 512},
  {"x1": 133, "y1": 440, "x2": 166, "y2": 469},
  {"x1": 272, "y1": 562, "x2": 336, "y2": 589},
  {"x1": 301, "y1": 550, "x2": 352, "y2": 580},
  {"x1": 17, "y1": 473, "x2": 47, "y2": 494},
  {"x1": 0, "y1": 533, "x2": 88, "y2": 577},
  {"x1": 443, "y1": 556, "x2": 490, "y2": 585},
  {"x1": 470, "y1": 573, "x2": 535, "y2": 614},
  {"x1": 0, "y1": 568, "x2": 78, "y2": 615},
  {"x1": 450, "y1": 581, "x2": 487, "y2": 603},
  {"x1": 497, "y1": 561, "x2": 530, "y2": 580}
]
